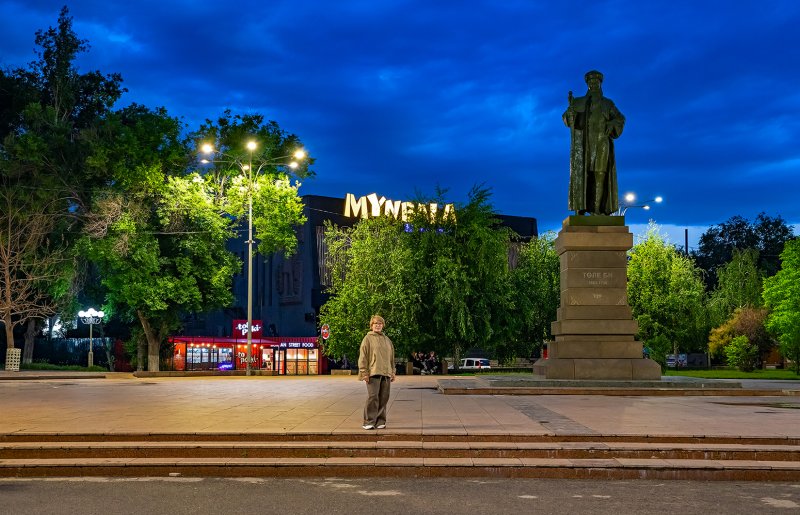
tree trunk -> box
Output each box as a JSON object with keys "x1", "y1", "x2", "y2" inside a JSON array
[
  {"x1": 136, "y1": 334, "x2": 144, "y2": 372},
  {"x1": 3, "y1": 312, "x2": 14, "y2": 350},
  {"x1": 137, "y1": 310, "x2": 160, "y2": 372},
  {"x1": 22, "y1": 318, "x2": 36, "y2": 364},
  {"x1": 98, "y1": 325, "x2": 114, "y2": 372}
]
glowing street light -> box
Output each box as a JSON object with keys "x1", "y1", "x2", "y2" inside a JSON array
[
  {"x1": 618, "y1": 193, "x2": 663, "y2": 216},
  {"x1": 199, "y1": 141, "x2": 307, "y2": 376},
  {"x1": 78, "y1": 308, "x2": 104, "y2": 368}
]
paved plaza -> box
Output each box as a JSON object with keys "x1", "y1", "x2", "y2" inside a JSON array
[{"x1": 1, "y1": 372, "x2": 799, "y2": 439}]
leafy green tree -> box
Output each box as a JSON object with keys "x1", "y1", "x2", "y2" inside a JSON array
[
  {"x1": 409, "y1": 186, "x2": 514, "y2": 365},
  {"x1": 693, "y1": 213, "x2": 794, "y2": 289},
  {"x1": 707, "y1": 248, "x2": 763, "y2": 327},
  {"x1": 628, "y1": 223, "x2": 708, "y2": 356},
  {"x1": 762, "y1": 239, "x2": 800, "y2": 374},
  {"x1": 82, "y1": 106, "x2": 239, "y2": 371},
  {"x1": 319, "y1": 216, "x2": 420, "y2": 363},
  {"x1": 193, "y1": 111, "x2": 312, "y2": 257},
  {"x1": 320, "y1": 186, "x2": 516, "y2": 366},
  {"x1": 1, "y1": 6, "x2": 125, "y2": 358},
  {"x1": 505, "y1": 232, "x2": 560, "y2": 360}
]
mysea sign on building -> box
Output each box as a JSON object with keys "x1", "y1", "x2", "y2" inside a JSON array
[{"x1": 343, "y1": 193, "x2": 456, "y2": 222}]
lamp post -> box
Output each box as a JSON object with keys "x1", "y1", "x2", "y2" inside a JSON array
[
  {"x1": 78, "y1": 308, "x2": 104, "y2": 368},
  {"x1": 200, "y1": 141, "x2": 306, "y2": 376},
  {"x1": 618, "y1": 193, "x2": 663, "y2": 216}
]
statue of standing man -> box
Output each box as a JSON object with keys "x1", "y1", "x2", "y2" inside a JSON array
[{"x1": 563, "y1": 70, "x2": 625, "y2": 215}]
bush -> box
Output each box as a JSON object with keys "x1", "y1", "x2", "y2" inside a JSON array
[
  {"x1": 725, "y1": 335, "x2": 758, "y2": 372},
  {"x1": 645, "y1": 334, "x2": 672, "y2": 370}
]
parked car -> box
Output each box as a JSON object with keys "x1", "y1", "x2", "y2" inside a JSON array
[{"x1": 449, "y1": 358, "x2": 491, "y2": 371}]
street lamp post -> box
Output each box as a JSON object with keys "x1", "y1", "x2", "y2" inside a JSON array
[
  {"x1": 245, "y1": 141, "x2": 256, "y2": 377},
  {"x1": 78, "y1": 308, "x2": 104, "y2": 368},
  {"x1": 200, "y1": 141, "x2": 306, "y2": 376}
]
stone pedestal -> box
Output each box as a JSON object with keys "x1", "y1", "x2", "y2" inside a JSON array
[{"x1": 533, "y1": 216, "x2": 661, "y2": 380}]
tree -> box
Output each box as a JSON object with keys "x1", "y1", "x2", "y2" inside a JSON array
[
  {"x1": 193, "y1": 111, "x2": 312, "y2": 257},
  {"x1": 82, "y1": 106, "x2": 238, "y2": 371},
  {"x1": 320, "y1": 186, "x2": 517, "y2": 366},
  {"x1": 0, "y1": 185, "x2": 74, "y2": 352},
  {"x1": 505, "y1": 232, "x2": 560, "y2": 360},
  {"x1": 1, "y1": 6, "x2": 126, "y2": 360},
  {"x1": 725, "y1": 335, "x2": 758, "y2": 372},
  {"x1": 707, "y1": 248, "x2": 763, "y2": 327},
  {"x1": 762, "y1": 240, "x2": 800, "y2": 374},
  {"x1": 409, "y1": 186, "x2": 514, "y2": 365},
  {"x1": 319, "y1": 216, "x2": 421, "y2": 363},
  {"x1": 628, "y1": 223, "x2": 708, "y2": 356},
  {"x1": 708, "y1": 307, "x2": 773, "y2": 367},
  {"x1": 693, "y1": 213, "x2": 795, "y2": 289},
  {"x1": 83, "y1": 108, "x2": 312, "y2": 372}
]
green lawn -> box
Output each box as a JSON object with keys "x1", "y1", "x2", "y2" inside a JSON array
[
  {"x1": 21, "y1": 362, "x2": 107, "y2": 372},
  {"x1": 666, "y1": 368, "x2": 800, "y2": 380}
]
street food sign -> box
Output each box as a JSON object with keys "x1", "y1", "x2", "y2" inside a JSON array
[{"x1": 320, "y1": 324, "x2": 330, "y2": 340}]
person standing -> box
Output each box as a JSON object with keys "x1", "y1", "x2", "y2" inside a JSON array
[
  {"x1": 562, "y1": 70, "x2": 625, "y2": 215},
  {"x1": 358, "y1": 315, "x2": 395, "y2": 430}
]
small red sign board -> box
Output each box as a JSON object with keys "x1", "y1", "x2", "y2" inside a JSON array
[{"x1": 320, "y1": 324, "x2": 330, "y2": 340}]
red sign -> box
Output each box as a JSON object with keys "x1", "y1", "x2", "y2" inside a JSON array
[
  {"x1": 232, "y1": 319, "x2": 263, "y2": 338},
  {"x1": 320, "y1": 324, "x2": 330, "y2": 339}
]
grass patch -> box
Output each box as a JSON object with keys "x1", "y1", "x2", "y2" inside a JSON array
[
  {"x1": 666, "y1": 369, "x2": 800, "y2": 380},
  {"x1": 21, "y1": 362, "x2": 107, "y2": 372}
]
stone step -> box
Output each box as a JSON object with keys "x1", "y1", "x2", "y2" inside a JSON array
[
  {"x1": 2, "y1": 456, "x2": 800, "y2": 481},
  {"x1": 2, "y1": 433, "x2": 799, "y2": 445},
  {"x1": 1, "y1": 440, "x2": 798, "y2": 461}
]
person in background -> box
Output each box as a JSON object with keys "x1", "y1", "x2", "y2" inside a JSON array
[{"x1": 358, "y1": 315, "x2": 395, "y2": 430}]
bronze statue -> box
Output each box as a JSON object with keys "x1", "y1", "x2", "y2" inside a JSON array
[{"x1": 562, "y1": 70, "x2": 625, "y2": 215}]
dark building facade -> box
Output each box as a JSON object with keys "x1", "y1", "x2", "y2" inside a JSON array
[{"x1": 181, "y1": 193, "x2": 538, "y2": 343}]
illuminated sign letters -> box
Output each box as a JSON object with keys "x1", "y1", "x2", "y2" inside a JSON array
[{"x1": 344, "y1": 193, "x2": 456, "y2": 222}]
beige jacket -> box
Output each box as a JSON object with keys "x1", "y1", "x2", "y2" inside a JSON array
[{"x1": 358, "y1": 331, "x2": 395, "y2": 380}]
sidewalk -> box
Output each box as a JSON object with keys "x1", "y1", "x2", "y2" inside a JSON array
[{"x1": 0, "y1": 373, "x2": 799, "y2": 439}]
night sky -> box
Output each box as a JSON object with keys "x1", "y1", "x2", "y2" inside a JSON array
[{"x1": 2, "y1": 1, "x2": 799, "y2": 250}]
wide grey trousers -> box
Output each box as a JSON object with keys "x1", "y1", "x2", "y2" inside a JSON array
[{"x1": 363, "y1": 375, "x2": 391, "y2": 426}]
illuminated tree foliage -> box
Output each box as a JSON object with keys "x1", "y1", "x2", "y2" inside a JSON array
[
  {"x1": 627, "y1": 223, "x2": 707, "y2": 356},
  {"x1": 762, "y1": 240, "x2": 800, "y2": 374},
  {"x1": 707, "y1": 248, "x2": 763, "y2": 328},
  {"x1": 320, "y1": 186, "x2": 523, "y2": 366}
]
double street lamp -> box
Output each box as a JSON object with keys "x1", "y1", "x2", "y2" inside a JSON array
[
  {"x1": 200, "y1": 141, "x2": 306, "y2": 376},
  {"x1": 618, "y1": 192, "x2": 663, "y2": 216},
  {"x1": 78, "y1": 308, "x2": 104, "y2": 368}
]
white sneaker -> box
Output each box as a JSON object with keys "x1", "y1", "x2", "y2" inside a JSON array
[
  {"x1": 362, "y1": 424, "x2": 375, "y2": 430},
  {"x1": 376, "y1": 424, "x2": 386, "y2": 429}
]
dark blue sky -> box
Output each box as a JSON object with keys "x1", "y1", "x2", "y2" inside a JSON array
[{"x1": 2, "y1": 1, "x2": 799, "y2": 249}]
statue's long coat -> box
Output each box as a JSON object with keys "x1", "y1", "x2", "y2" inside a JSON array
[{"x1": 563, "y1": 94, "x2": 625, "y2": 215}]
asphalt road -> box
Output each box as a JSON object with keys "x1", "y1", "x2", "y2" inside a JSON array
[{"x1": 1, "y1": 477, "x2": 798, "y2": 515}]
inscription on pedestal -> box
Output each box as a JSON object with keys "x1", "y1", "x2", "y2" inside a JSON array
[
  {"x1": 566, "y1": 289, "x2": 627, "y2": 306},
  {"x1": 565, "y1": 268, "x2": 627, "y2": 289}
]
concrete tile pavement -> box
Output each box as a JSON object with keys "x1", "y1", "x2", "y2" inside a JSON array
[{"x1": 0, "y1": 373, "x2": 798, "y2": 439}]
